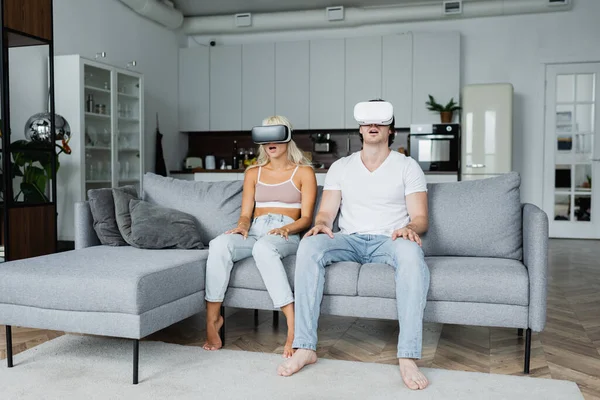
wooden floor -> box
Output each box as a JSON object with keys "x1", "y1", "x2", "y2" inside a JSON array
[{"x1": 1, "y1": 239, "x2": 599, "y2": 398}]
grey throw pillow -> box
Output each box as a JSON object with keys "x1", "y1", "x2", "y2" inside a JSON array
[
  {"x1": 87, "y1": 186, "x2": 137, "y2": 246},
  {"x1": 113, "y1": 187, "x2": 204, "y2": 250}
]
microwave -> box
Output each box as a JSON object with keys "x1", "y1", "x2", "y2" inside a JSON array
[{"x1": 408, "y1": 124, "x2": 460, "y2": 172}]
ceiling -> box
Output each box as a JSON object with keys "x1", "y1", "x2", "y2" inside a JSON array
[{"x1": 171, "y1": 0, "x2": 441, "y2": 17}]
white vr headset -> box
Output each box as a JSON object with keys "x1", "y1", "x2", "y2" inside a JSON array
[
  {"x1": 251, "y1": 125, "x2": 292, "y2": 144},
  {"x1": 353, "y1": 101, "x2": 394, "y2": 125}
]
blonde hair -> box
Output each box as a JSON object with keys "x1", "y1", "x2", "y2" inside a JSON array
[{"x1": 250, "y1": 115, "x2": 313, "y2": 168}]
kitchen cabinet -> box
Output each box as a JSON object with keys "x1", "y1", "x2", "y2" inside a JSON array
[
  {"x1": 210, "y1": 45, "x2": 242, "y2": 131},
  {"x1": 275, "y1": 41, "x2": 310, "y2": 129},
  {"x1": 242, "y1": 43, "x2": 275, "y2": 130},
  {"x1": 411, "y1": 31, "x2": 461, "y2": 124},
  {"x1": 382, "y1": 33, "x2": 413, "y2": 129},
  {"x1": 309, "y1": 39, "x2": 345, "y2": 129},
  {"x1": 344, "y1": 36, "x2": 382, "y2": 128},
  {"x1": 178, "y1": 47, "x2": 209, "y2": 131}
]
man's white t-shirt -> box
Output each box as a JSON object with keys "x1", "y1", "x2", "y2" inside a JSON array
[{"x1": 324, "y1": 151, "x2": 427, "y2": 237}]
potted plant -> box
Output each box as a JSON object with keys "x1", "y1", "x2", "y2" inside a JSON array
[{"x1": 425, "y1": 95, "x2": 461, "y2": 123}]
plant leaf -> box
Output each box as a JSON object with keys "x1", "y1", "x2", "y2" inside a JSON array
[{"x1": 20, "y1": 181, "x2": 48, "y2": 203}]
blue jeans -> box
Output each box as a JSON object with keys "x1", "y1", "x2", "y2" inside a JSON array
[
  {"x1": 292, "y1": 233, "x2": 430, "y2": 359},
  {"x1": 205, "y1": 214, "x2": 300, "y2": 308}
]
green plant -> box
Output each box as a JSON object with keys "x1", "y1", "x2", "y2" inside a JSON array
[
  {"x1": 425, "y1": 95, "x2": 462, "y2": 112},
  {"x1": 8, "y1": 139, "x2": 71, "y2": 203}
]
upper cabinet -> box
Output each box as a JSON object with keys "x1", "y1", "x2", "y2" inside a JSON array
[
  {"x1": 382, "y1": 33, "x2": 413, "y2": 129},
  {"x1": 310, "y1": 39, "x2": 346, "y2": 129},
  {"x1": 177, "y1": 31, "x2": 460, "y2": 131},
  {"x1": 412, "y1": 32, "x2": 461, "y2": 124},
  {"x1": 178, "y1": 47, "x2": 209, "y2": 131},
  {"x1": 242, "y1": 43, "x2": 275, "y2": 130},
  {"x1": 344, "y1": 36, "x2": 382, "y2": 128},
  {"x1": 275, "y1": 41, "x2": 310, "y2": 130},
  {"x1": 210, "y1": 45, "x2": 242, "y2": 131}
]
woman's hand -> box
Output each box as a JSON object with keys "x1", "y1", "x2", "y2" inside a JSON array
[
  {"x1": 226, "y1": 226, "x2": 249, "y2": 239},
  {"x1": 268, "y1": 227, "x2": 290, "y2": 240}
]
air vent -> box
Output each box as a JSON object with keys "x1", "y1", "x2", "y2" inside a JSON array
[
  {"x1": 326, "y1": 6, "x2": 344, "y2": 21},
  {"x1": 548, "y1": 0, "x2": 569, "y2": 5},
  {"x1": 235, "y1": 13, "x2": 252, "y2": 27},
  {"x1": 443, "y1": 0, "x2": 462, "y2": 15}
]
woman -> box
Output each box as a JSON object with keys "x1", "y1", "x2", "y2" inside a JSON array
[{"x1": 203, "y1": 115, "x2": 317, "y2": 358}]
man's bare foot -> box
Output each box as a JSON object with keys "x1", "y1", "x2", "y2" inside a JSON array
[
  {"x1": 277, "y1": 349, "x2": 317, "y2": 376},
  {"x1": 398, "y1": 358, "x2": 429, "y2": 390},
  {"x1": 202, "y1": 315, "x2": 224, "y2": 351},
  {"x1": 283, "y1": 335, "x2": 295, "y2": 358}
]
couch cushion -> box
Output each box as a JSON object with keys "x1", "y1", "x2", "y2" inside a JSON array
[
  {"x1": 143, "y1": 173, "x2": 243, "y2": 243},
  {"x1": 229, "y1": 255, "x2": 360, "y2": 296},
  {"x1": 421, "y1": 172, "x2": 523, "y2": 260},
  {"x1": 87, "y1": 185, "x2": 137, "y2": 246},
  {"x1": 0, "y1": 246, "x2": 208, "y2": 314},
  {"x1": 357, "y1": 256, "x2": 529, "y2": 306}
]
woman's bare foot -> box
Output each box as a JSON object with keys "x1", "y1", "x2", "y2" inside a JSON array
[
  {"x1": 203, "y1": 315, "x2": 224, "y2": 351},
  {"x1": 398, "y1": 358, "x2": 429, "y2": 390},
  {"x1": 277, "y1": 349, "x2": 317, "y2": 376}
]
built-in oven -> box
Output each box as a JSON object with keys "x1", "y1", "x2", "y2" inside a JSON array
[{"x1": 408, "y1": 124, "x2": 460, "y2": 172}]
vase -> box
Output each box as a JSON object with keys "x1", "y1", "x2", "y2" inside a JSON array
[{"x1": 440, "y1": 111, "x2": 453, "y2": 124}]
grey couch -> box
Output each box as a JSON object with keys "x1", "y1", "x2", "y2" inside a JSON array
[{"x1": 0, "y1": 171, "x2": 548, "y2": 383}]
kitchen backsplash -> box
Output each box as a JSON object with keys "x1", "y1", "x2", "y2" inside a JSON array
[{"x1": 184, "y1": 129, "x2": 409, "y2": 170}]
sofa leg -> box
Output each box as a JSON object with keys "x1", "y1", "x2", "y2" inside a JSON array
[
  {"x1": 133, "y1": 339, "x2": 139, "y2": 384},
  {"x1": 273, "y1": 311, "x2": 279, "y2": 329},
  {"x1": 6, "y1": 326, "x2": 13, "y2": 368},
  {"x1": 518, "y1": 328, "x2": 524, "y2": 337},
  {"x1": 220, "y1": 306, "x2": 226, "y2": 346},
  {"x1": 254, "y1": 309, "x2": 259, "y2": 327},
  {"x1": 523, "y1": 328, "x2": 532, "y2": 374}
]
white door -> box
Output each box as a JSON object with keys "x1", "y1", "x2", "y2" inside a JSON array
[{"x1": 544, "y1": 63, "x2": 600, "y2": 239}]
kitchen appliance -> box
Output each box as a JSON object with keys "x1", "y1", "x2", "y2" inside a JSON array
[
  {"x1": 204, "y1": 155, "x2": 216, "y2": 170},
  {"x1": 185, "y1": 157, "x2": 203, "y2": 169},
  {"x1": 310, "y1": 133, "x2": 333, "y2": 153},
  {"x1": 461, "y1": 83, "x2": 513, "y2": 180},
  {"x1": 408, "y1": 124, "x2": 460, "y2": 172}
]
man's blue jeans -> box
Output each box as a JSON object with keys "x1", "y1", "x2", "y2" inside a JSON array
[{"x1": 292, "y1": 233, "x2": 430, "y2": 359}]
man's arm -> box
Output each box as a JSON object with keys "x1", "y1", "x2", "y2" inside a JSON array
[
  {"x1": 305, "y1": 190, "x2": 342, "y2": 238},
  {"x1": 405, "y1": 191, "x2": 428, "y2": 235}
]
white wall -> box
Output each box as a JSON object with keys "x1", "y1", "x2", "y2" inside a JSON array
[
  {"x1": 51, "y1": 0, "x2": 183, "y2": 172},
  {"x1": 188, "y1": 0, "x2": 600, "y2": 207}
]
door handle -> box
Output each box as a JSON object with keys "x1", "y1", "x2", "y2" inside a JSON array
[{"x1": 466, "y1": 164, "x2": 486, "y2": 168}]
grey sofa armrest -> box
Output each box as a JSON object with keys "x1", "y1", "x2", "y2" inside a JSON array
[
  {"x1": 522, "y1": 203, "x2": 549, "y2": 332},
  {"x1": 75, "y1": 201, "x2": 101, "y2": 249}
]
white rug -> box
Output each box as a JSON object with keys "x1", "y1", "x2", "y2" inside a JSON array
[{"x1": 0, "y1": 335, "x2": 583, "y2": 399}]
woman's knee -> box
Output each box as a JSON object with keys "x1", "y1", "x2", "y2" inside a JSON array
[{"x1": 252, "y1": 237, "x2": 278, "y2": 259}]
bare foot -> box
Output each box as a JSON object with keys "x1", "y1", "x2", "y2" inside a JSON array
[
  {"x1": 398, "y1": 358, "x2": 429, "y2": 390},
  {"x1": 277, "y1": 349, "x2": 317, "y2": 376},
  {"x1": 283, "y1": 335, "x2": 295, "y2": 359},
  {"x1": 203, "y1": 315, "x2": 224, "y2": 351}
]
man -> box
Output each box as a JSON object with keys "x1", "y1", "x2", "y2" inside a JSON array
[{"x1": 278, "y1": 100, "x2": 430, "y2": 390}]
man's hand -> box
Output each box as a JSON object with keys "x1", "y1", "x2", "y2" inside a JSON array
[
  {"x1": 392, "y1": 227, "x2": 422, "y2": 246},
  {"x1": 304, "y1": 224, "x2": 334, "y2": 239},
  {"x1": 226, "y1": 226, "x2": 249, "y2": 239}
]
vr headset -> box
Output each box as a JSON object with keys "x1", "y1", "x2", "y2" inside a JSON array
[
  {"x1": 251, "y1": 124, "x2": 292, "y2": 144},
  {"x1": 353, "y1": 101, "x2": 394, "y2": 125}
]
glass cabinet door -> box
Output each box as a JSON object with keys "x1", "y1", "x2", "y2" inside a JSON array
[
  {"x1": 116, "y1": 71, "x2": 142, "y2": 191},
  {"x1": 83, "y1": 63, "x2": 113, "y2": 196}
]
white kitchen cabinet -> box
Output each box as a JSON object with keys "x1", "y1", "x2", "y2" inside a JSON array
[
  {"x1": 344, "y1": 36, "x2": 382, "y2": 128},
  {"x1": 242, "y1": 43, "x2": 275, "y2": 130},
  {"x1": 411, "y1": 32, "x2": 461, "y2": 124},
  {"x1": 178, "y1": 47, "x2": 209, "y2": 132},
  {"x1": 310, "y1": 39, "x2": 345, "y2": 129},
  {"x1": 210, "y1": 45, "x2": 242, "y2": 131},
  {"x1": 275, "y1": 41, "x2": 310, "y2": 129},
  {"x1": 195, "y1": 173, "x2": 242, "y2": 182},
  {"x1": 425, "y1": 174, "x2": 458, "y2": 184},
  {"x1": 170, "y1": 173, "x2": 195, "y2": 181},
  {"x1": 382, "y1": 33, "x2": 413, "y2": 128}
]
